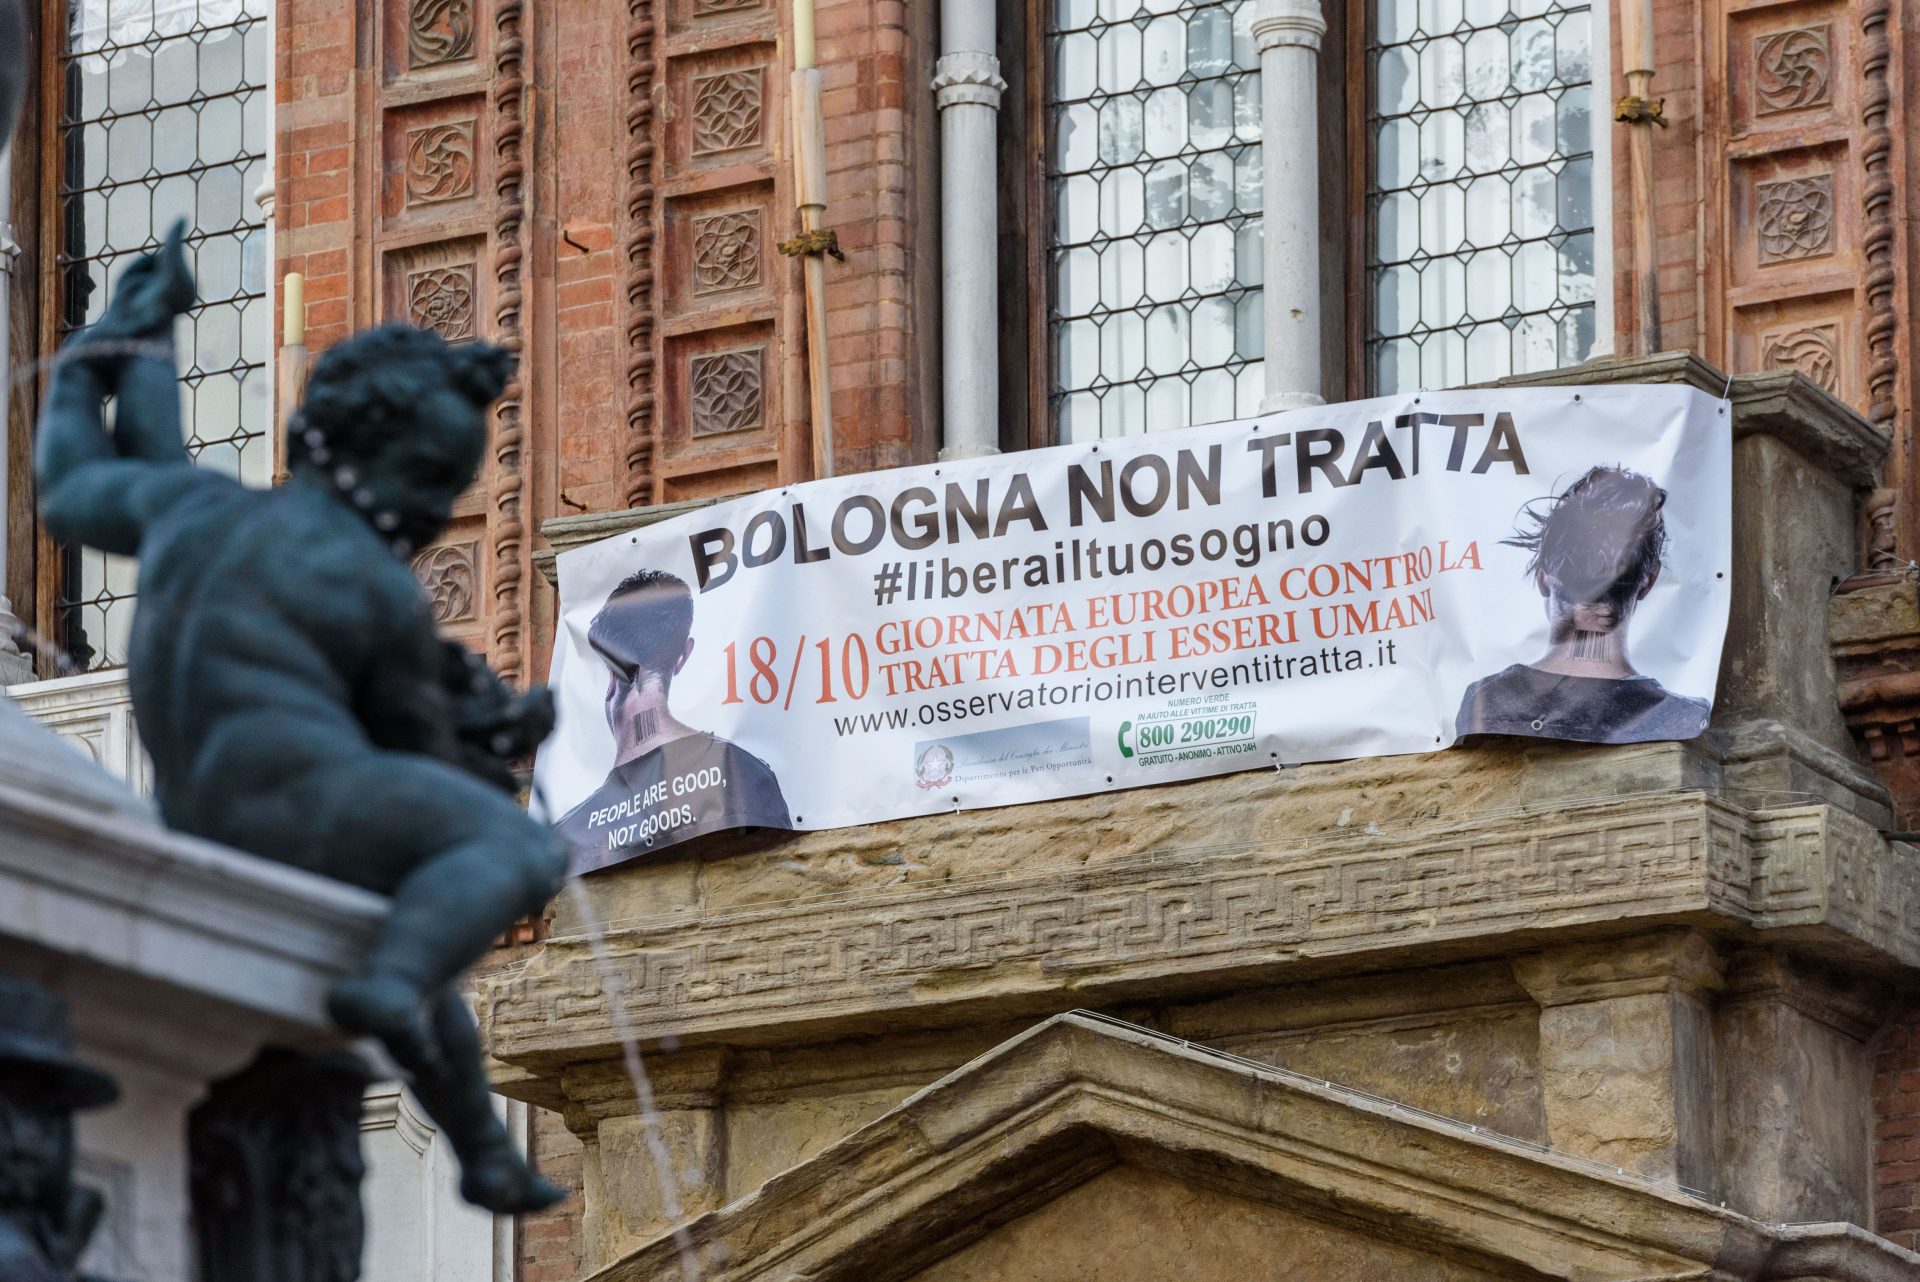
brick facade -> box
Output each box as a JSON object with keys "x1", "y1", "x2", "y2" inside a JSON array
[
  {"x1": 251, "y1": 0, "x2": 1920, "y2": 1270},
  {"x1": 520, "y1": 1110, "x2": 589, "y2": 1282},
  {"x1": 1876, "y1": 1004, "x2": 1920, "y2": 1250}
]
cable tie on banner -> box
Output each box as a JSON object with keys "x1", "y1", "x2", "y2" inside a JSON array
[{"x1": 1720, "y1": 370, "x2": 1734, "y2": 403}]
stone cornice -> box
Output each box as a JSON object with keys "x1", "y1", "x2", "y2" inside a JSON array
[
  {"x1": 1512, "y1": 928, "x2": 1728, "y2": 1007},
  {"x1": 479, "y1": 791, "x2": 1919, "y2": 1069},
  {"x1": 1489, "y1": 350, "x2": 1887, "y2": 489},
  {"x1": 1719, "y1": 947, "x2": 1890, "y2": 1042},
  {"x1": 534, "y1": 498, "x2": 718, "y2": 586},
  {"x1": 584, "y1": 1013, "x2": 1919, "y2": 1282},
  {"x1": 0, "y1": 770, "x2": 384, "y2": 1038}
]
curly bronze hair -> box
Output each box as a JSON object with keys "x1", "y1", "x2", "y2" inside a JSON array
[{"x1": 286, "y1": 325, "x2": 515, "y2": 472}]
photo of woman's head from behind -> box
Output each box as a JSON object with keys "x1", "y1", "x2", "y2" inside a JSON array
[
  {"x1": 1455, "y1": 465, "x2": 1709, "y2": 745},
  {"x1": 1510, "y1": 465, "x2": 1667, "y2": 650}
]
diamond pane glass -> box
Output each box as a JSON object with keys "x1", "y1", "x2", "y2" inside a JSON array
[
  {"x1": 56, "y1": 0, "x2": 270, "y2": 669},
  {"x1": 1047, "y1": 0, "x2": 1263, "y2": 442},
  {"x1": 1365, "y1": 2, "x2": 1595, "y2": 394}
]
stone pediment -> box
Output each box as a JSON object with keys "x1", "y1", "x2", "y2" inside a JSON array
[{"x1": 583, "y1": 1013, "x2": 1918, "y2": 1282}]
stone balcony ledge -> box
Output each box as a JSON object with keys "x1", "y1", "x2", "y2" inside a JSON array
[
  {"x1": 480, "y1": 788, "x2": 1918, "y2": 1067},
  {"x1": 0, "y1": 700, "x2": 390, "y2": 1280},
  {"x1": 0, "y1": 772, "x2": 384, "y2": 1043},
  {"x1": 1492, "y1": 349, "x2": 1886, "y2": 487},
  {"x1": 0, "y1": 700, "x2": 383, "y2": 1070}
]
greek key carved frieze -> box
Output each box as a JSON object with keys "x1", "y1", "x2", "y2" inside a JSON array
[
  {"x1": 408, "y1": 0, "x2": 475, "y2": 68},
  {"x1": 1761, "y1": 324, "x2": 1839, "y2": 393},
  {"x1": 689, "y1": 347, "x2": 765, "y2": 435},
  {"x1": 411, "y1": 544, "x2": 478, "y2": 623},
  {"x1": 1754, "y1": 26, "x2": 1831, "y2": 115},
  {"x1": 483, "y1": 795, "x2": 1917, "y2": 1056},
  {"x1": 407, "y1": 264, "x2": 477, "y2": 342},
  {"x1": 692, "y1": 210, "x2": 762, "y2": 294},
  {"x1": 405, "y1": 122, "x2": 477, "y2": 206},
  {"x1": 691, "y1": 69, "x2": 764, "y2": 155},
  {"x1": 1756, "y1": 175, "x2": 1835, "y2": 263}
]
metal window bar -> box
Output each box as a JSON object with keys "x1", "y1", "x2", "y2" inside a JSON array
[
  {"x1": 1044, "y1": 0, "x2": 1268, "y2": 443},
  {"x1": 52, "y1": 0, "x2": 270, "y2": 670},
  {"x1": 1365, "y1": 0, "x2": 1597, "y2": 396}
]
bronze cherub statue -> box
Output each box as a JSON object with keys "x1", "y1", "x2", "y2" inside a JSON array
[{"x1": 35, "y1": 224, "x2": 570, "y2": 1213}]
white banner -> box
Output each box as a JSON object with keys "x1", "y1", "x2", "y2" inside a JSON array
[{"x1": 536, "y1": 385, "x2": 1731, "y2": 872}]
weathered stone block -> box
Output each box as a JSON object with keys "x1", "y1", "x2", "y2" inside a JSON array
[
  {"x1": 1514, "y1": 930, "x2": 1726, "y2": 1192},
  {"x1": 1716, "y1": 950, "x2": 1884, "y2": 1226}
]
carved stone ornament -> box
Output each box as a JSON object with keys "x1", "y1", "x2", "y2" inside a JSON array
[
  {"x1": 189, "y1": 1048, "x2": 371, "y2": 1282},
  {"x1": 482, "y1": 791, "x2": 1920, "y2": 1056},
  {"x1": 490, "y1": 0, "x2": 530, "y2": 685},
  {"x1": 407, "y1": 264, "x2": 477, "y2": 342},
  {"x1": 1862, "y1": 0, "x2": 1898, "y2": 427},
  {"x1": 1865, "y1": 488, "x2": 1899, "y2": 573},
  {"x1": 692, "y1": 210, "x2": 762, "y2": 294},
  {"x1": 1754, "y1": 26, "x2": 1831, "y2": 114},
  {"x1": 1756, "y1": 174, "x2": 1835, "y2": 263},
  {"x1": 408, "y1": 0, "x2": 475, "y2": 68},
  {"x1": 623, "y1": 0, "x2": 660, "y2": 507},
  {"x1": 691, "y1": 69, "x2": 764, "y2": 155},
  {"x1": 405, "y1": 122, "x2": 477, "y2": 206},
  {"x1": 695, "y1": 0, "x2": 759, "y2": 13},
  {"x1": 412, "y1": 543, "x2": 478, "y2": 623},
  {"x1": 1761, "y1": 324, "x2": 1839, "y2": 393},
  {"x1": 690, "y1": 347, "x2": 765, "y2": 436}
]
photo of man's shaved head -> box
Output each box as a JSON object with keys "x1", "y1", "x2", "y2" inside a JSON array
[
  {"x1": 556, "y1": 564, "x2": 791, "y2": 869},
  {"x1": 590, "y1": 570, "x2": 696, "y2": 690}
]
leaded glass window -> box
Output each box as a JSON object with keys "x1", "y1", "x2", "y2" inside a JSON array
[
  {"x1": 1367, "y1": 0, "x2": 1596, "y2": 393},
  {"x1": 1047, "y1": 0, "x2": 1266, "y2": 442},
  {"x1": 54, "y1": 0, "x2": 270, "y2": 669}
]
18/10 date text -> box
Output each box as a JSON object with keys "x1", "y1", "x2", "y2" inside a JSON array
[
  {"x1": 720, "y1": 635, "x2": 872, "y2": 708},
  {"x1": 718, "y1": 633, "x2": 1029, "y2": 706}
]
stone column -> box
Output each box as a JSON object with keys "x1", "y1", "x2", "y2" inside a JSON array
[
  {"x1": 0, "y1": 151, "x2": 30, "y2": 685},
  {"x1": 1252, "y1": 0, "x2": 1325, "y2": 414},
  {"x1": 1715, "y1": 949, "x2": 1882, "y2": 1225},
  {"x1": 570, "y1": 1049, "x2": 729, "y2": 1272},
  {"x1": 933, "y1": 0, "x2": 1005, "y2": 460},
  {"x1": 1513, "y1": 930, "x2": 1725, "y2": 1193}
]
